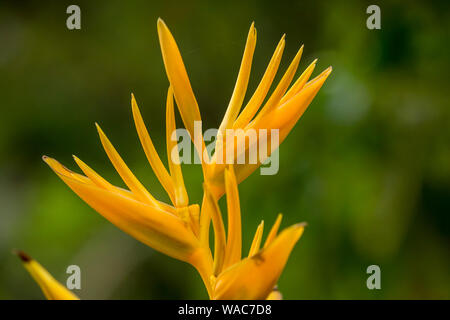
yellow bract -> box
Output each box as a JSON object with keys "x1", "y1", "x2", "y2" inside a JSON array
[
  {"x1": 213, "y1": 223, "x2": 305, "y2": 300},
  {"x1": 15, "y1": 251, "x2": 79, "y2": 300},
  {"x1": 43, "y1": 156, "x2": 200, "y2": 263},
  {"x1": 18, "y1": 18, "x2": 330, "y2": 300}
]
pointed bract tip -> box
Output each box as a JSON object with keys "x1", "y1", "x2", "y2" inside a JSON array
[
  {"x1": 13, "y1": 249, "x2": 32, "y2": 263},
  {"x1": 294, "y1": 45, "x2": 304, "y2": 59},
  {"x1": 318, "y1": 66, "x2": 332, "y2": 78},
  {"x1": 312, "y1": 58, "x2": 318, "y2": 64},
  {"x1": 157, "y1": 18, "x2": 168, "y2": 32},
  {"x1": 312, "y1": 66, "x2": 332, "y2": 81},
  {"x1": 42, "y1": 155, "x2": 55, "y2": 166},
  {"x1": 295, "y1": 222, "x2": 308, "y2": 228},
  {"x1": 248, "y1": 22, "x2": 256, "y2": 38}
]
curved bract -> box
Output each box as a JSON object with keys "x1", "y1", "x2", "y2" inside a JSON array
[{"x1": 15, "y1": 251, "x2": 79, "y2": 300}]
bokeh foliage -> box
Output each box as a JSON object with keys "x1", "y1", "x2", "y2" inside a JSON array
[{"x1": 0, "y1": 0, "x2": 448, "y2": 299}]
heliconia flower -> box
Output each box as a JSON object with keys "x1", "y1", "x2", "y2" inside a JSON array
[
  {"x1": 18, "y1": 165, "x2": 304, "y2": 300},
  {"x1": 17, "y1": 19, "x2": 319, "y2": 300},
  {"x1": 157, "y1": 19, "x2": 331, "y2": 198},
  {"x1": 14, "y1": 250, "x2": 79, "y2": 300}
]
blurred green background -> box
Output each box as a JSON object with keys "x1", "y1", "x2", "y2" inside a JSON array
[{"x1": 0, "y1": 0, "x2": 449, "y2": 299}]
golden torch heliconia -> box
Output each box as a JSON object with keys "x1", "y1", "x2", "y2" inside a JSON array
[{"x1": 16, "y1": 18, "x2": 331, "y2": 300}]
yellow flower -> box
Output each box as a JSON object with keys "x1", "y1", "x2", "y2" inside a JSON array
[
  {"x1": 157, "y1": 18, "x2": 331, "y2": 198},
  {"x1": 32, "y1": 156, "x2": 304, "y2": 299},
  {"x1": 17, "y1": 18, "x2": 329, "y2": 300},
  {"x1": 16, "y1": 166, "x2": 305, "y2": 300}
]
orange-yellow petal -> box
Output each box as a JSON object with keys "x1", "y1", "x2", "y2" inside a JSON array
[
  {"x1": 15, "y1": 251, "x2": 79, "y2": 300},
  {"x1": 279, "y1": 59, "x2": 317, "y2": 105},
  {"x1": 223, "y1": 166, "x2": 242, "y2": 269},
  {"x1": 95, "y1": 123, "x2": 161, "y2": 208},
  {"x1": 267, "y1": 66, "x2": 333, "y2": 139},
  {"x1": 44, "y1": 156, "x2": 199, "y2": 262},
  {"x1": 166, "y1": 86, "x2": 189, "y2": 207},
  {"x1": 72, "y1": 155, "x2": 177, "y2": 215},
  {"x1": 248, "y1": 220, "x2": 264, "y2": 257},
  {"x1": 157, "y1": 18, "x2": 207, "y2": 164},
  {"x1": 250, "y1": 45, "x2": 303, "y2": 125},
  {"x1": 203, "y1": 183, "x2": 226, "y2": 276},
  {"x1": 199, "y1": 190, "x2": 212, "y2": 247},
  {"x1": 73, "y1": 155, "x2": 114, "y2": 190},
  {"x1": 218, "y1": 22, "x2": 257, "y2": 135},
  {"x1": 263, "y1": 213, "x2": 283, "y2": 248},
  {"x1": 214, "y1": 223, "x2": 305, "y2": 300},
  {"x1": 233, "y1": 34, "x2": 285, "y2": 129},
  {"x1": 131, "y1": 93, "x2": 176, "y2": 203}
]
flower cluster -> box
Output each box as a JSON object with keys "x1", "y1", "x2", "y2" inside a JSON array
[{"x1": 17, "y1": 19, "x2": 331, "y2": 300}]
